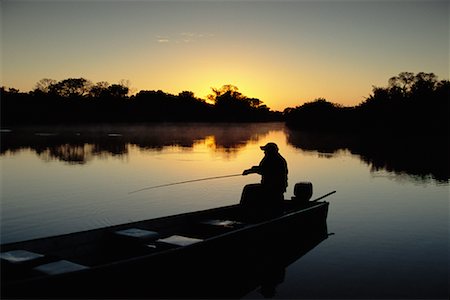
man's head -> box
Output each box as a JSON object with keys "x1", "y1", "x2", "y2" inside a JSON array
[{"x1": 260, "y1": 142, "x2": 279, "y2": 154}]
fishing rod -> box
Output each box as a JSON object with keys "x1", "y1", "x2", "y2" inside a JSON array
[
  {"x1": 128, "y1": 173, "x2": 243, "y2": 195},
  {"x1": 310, "y1": 190, "x2": 336, "y2": 202}
]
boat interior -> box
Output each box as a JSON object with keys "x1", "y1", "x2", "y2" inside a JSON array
[{"x1": 1, "y1": 198, "x2": 324, "y2": 287}]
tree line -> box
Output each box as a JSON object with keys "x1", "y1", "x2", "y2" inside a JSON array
[
  {"x1": 284, "y1": 72, "x2": 449, "y2": 135},
  {"x1": 1, "y1": 72, "x2": 448, "y2": 135},
  {"x1": 0, "y1": 79, "x2": 281, "y2": 125}
]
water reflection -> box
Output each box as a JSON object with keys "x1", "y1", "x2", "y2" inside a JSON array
[
  {"x1": 1, "y1": 123, "x2": 448, "y2": 183},
  {"x1": 145, "y1": 221, "x2": 330, "y2": 299},
  {"x1": 286, "y1": 129, "x2": 449, "y2": 184},
  {"x1": 0, "y1": 123, "x2": 280, "y2": 164}
]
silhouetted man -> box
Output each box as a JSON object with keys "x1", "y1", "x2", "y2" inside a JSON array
[{"x1": 242, "y1": 142, "x2": 288, "y2": 205}]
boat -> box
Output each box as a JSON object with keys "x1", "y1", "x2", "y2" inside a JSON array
[{"x1": 1, "y1": 183, "x2": 335, "y2": 299}]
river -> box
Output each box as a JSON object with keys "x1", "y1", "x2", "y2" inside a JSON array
[{"x1": 0, "y1": 123, "x2": 448, "y2": 298}]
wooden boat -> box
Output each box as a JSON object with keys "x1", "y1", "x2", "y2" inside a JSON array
[{"x1": 1, "y1": 183, "x2": 335, "y2": 299}]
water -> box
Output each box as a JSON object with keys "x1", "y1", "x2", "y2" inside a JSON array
[{"x1": 1, "y1": 123, "x2": 448, "y2": 299}]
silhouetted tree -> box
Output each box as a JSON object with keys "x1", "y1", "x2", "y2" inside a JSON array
[
  {"x1": 411, "y1": 72, "x2": 438, "y2": 98},
  {"x1": 89, "y1": 81, "x2": 110, "y2": 98},
  {"x1": 285, "y1": 72, "x2": 449, "y2": 135},
  {"x1": 206, "y1": 84, "x2": 275, "y2": 121},
  {"x1": 6, "y1": 87, "x2": 20, "y2": 94},
  {"x1": 34, "y1": 78, "x2": 57, "y2": 94},
  {"x1": 247, "y1": 97, "x2": 263, "y2": 108},
  {"x1": 388, "y1": 71, "x2": 415, "y2": 97},
  {"x1": 285, "y1": 98, "x2": 348, "y2": 131},
  {"x1": 208, "y1": 85, "x2": 264, "y2": 109},
  {"x1": 49, "y1": 78, "x2": 93, "y2": 98},
  {"x1": 208, "y1": 85, "x2": 243, "y2": 105},
  {"x1": 107, "y1": 84, "x2": 129, "y2": 99}
]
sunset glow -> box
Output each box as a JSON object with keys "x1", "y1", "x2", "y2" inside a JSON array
[{"x1": 2, "y1": 0, "x2": 448, "y2": 111}]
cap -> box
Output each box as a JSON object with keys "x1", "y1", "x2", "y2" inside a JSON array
[{"x1": 260, "y1": 142, "x2": 279, "y2": 152}]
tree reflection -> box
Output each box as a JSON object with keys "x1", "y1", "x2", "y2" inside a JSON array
[
  {"x1": 0, "y1": 123, "x2": 278, "y2": 164},
  {"x1": 2, "y1": 124, "x2": 447, "y2": 184},
  {"x1": 286, "y1": 129, "x2": 449, "y2": 183},
  {"x1": 38, "y1": 144, "x2": 95, "y2": 164}
]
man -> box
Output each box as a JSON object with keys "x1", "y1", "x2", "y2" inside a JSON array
[{"x1": 242, "y1": 142, "x2": 288, "y2": 204}]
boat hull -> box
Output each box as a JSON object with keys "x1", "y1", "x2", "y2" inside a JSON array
[{"x1": 2, "y1": 201, "x2": 329, "y2": 298}]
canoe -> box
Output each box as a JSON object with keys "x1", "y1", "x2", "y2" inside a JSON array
[{"x1": 1, "y1": 184, "x2": 334, "y2": 299}]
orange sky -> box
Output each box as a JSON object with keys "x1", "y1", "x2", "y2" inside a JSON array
[{"x1": 2, "y1": 1, "x2": 448, "y2": 111}]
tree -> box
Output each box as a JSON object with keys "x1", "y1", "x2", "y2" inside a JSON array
[
  {"x1": 49, "y1": 78, "x2": 93, "y2": 98},
  {"x1": 6, "y1": 87, "x2": 20, "y2": 94},
  {"x1": 205, "y1": 84, "x2": 275, "y2": 121},
  {"x1": 207, "y1": 84, "x2": 244, "y2": 105},
  {"x1": 34, "y1": 78, "x2": 57, "y2": 94},
  {"x1": 89, "y1": 81, "x2": 129, "y2": 99},
  {"x1": 411, "y1": 72, "x2": 438, "y2": 96},
  {"x1": 90, "y1": 81, "x2": 110, "y2": 98},
  {"x1": 284, "y1": 98, "x2": 344, "y2": 131},
  {"x1": 388, "y1": 72, "x2": 415, "y2": 96},
  {"x1": 247, "y1": 97, "x2": 262, "y2": 108},
  {"x1": 107, "y1": 84, "x2": 129, "y2": 99},
  {"x1": 118, "y1": 79, "x2": 133, "y2": 96},
  {"x1": 178, "y1": 91, "x2": 195, "y2": 99},
  {"x1": 207, "y1": 85, "x2": 263, "y2": 108}
]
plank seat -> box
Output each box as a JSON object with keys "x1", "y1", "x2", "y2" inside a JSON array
[
  {"x1": 194, "y1": 219, "x2": 246, "y2": 237},
  {"x1": 156, "y1": 235, "x2": 203, "y2": 247},
  {"x1": 33, "y1": 260, "x2": 89, "y2": 275},
  {"x1": 1, "y1": 250, "x2": 45, "y2": 265},
  {"x1": 106, "y1": 228, "x2": 162, "y2": 258},
  {"x1": 0, "y1": 250, "x2": 60, "y2": 281},
  {"x1": 199, "y1": 219, "x2": 244, "y2": 228},
  {"x1": 113, "y1": 228, "x2": 160, "y2": 242}
]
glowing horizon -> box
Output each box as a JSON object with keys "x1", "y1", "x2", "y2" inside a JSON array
[{"x1": 2, "y1": 1, "x2": 448, "y2": 111}]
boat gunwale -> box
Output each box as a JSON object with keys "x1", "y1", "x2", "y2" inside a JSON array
[
  {"x1": 1, "y1": 200, "x2": 327, "y2": 249},
  {"x1": 2, "y1": 201, "x2": 329, "y2": 286},
  {"x1": 1, "y1": 203, "x2": 241, "y2": 248},
  {"x1": 89, "y1": 200, "x2": 330, "y2": 268}
]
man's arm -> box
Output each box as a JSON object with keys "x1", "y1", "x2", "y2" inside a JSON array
[{"x1": 242, "y1": 166, "x2": 261, "y2": 175}]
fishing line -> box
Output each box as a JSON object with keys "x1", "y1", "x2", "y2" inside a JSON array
[{"x1": 128, "y1": 173, "x2": 243, "y2": 195}]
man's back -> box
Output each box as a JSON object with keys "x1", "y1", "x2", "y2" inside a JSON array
[{"x1": 259, "y1": 152, "x2": 288, "y2": 194}]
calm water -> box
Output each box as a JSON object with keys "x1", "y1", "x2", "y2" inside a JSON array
[{"x1": 1, "y1": 123, "x2": 448, "y2": 299}]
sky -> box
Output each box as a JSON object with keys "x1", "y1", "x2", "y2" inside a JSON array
[{"x1": 1, "y1": 0, "x2": 448, "y2": 111}]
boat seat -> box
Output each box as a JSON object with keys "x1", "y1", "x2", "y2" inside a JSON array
[
  {"x1": 0, "y1": 249, "x2": 52, "y2": 276},
  {"x1": 1, "y1": 250, "x2": 45, "y2": 266},
  {"x1": 155, "y1": 235, "x2": 203, "y2": 247},
  {"x1": 1, "y1": 249, "x2": 63, "y2": 281},
  {"x1": 113, "y1": 228, "x2": 160, "y2": 242},
  {"x1": 33, "y1": 259, "x2": 89, "y2": 276},
  {"x1": 199, "y1": 219, "x2": 244, "y2": 228}
]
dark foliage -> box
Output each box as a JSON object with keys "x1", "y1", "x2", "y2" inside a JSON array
[
  {"x1": 286, "y1": 129, "x2": 449, "y2": 183},
  {"x1": 1, "y1": 80, "x2": 282, "y2": 125},
  {"x1": 0, "y1": 123, "x2": 282, "y2": 164},
  {"x1": 285, "y1": 72, "x2": 449, "y2": 135}
]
